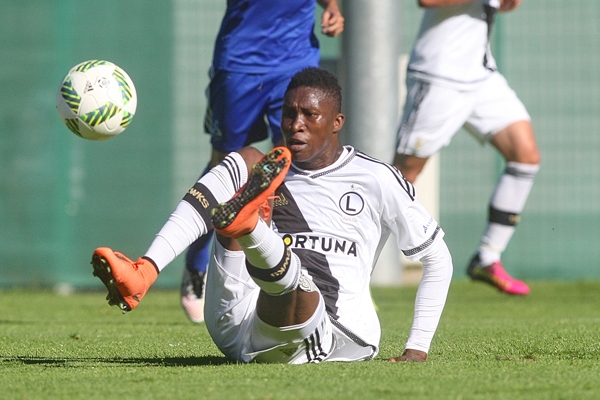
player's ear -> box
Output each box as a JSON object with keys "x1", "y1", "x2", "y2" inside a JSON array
[{"x1": 333, "y1": 113, "x2": 345, "y2": 133}]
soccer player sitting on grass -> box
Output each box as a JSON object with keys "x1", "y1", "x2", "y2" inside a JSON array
[{"x1": 91, "y1": 68, "x2": 453, "y2": 363}]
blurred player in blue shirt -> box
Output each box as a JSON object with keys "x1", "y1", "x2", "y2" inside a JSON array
[{"x1": 182, "y1": 0, "x2": 344, "y2": 323}]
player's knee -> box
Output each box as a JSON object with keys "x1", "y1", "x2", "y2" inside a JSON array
[
  {"x1": 511, "y1": 152, "x2": 541, "y2": 168},
  {"x1": 495, "y1": 121, "x2": 541, "y2": 165},
  {"x1": 511, "y1": 141, "x2": 541, "y2": 165},
  {"x1": 525, "y1": 149, "x2": 541, "y2": 166}
]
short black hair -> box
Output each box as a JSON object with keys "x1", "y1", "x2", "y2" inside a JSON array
[{"x1": 286, "y1": 67, "x2": 342, "y2": 112}]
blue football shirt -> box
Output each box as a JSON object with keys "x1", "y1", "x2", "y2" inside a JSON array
[{"x1": 212, "y1": 0, "x2": 320, "y2": 73}]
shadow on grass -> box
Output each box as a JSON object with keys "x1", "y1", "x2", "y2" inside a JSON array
[{"x1": 2, "y1": 355, "x2": 232, "y2": 367}]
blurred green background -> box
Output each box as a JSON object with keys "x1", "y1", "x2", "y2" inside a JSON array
[{"x1": 1, "y1": 1, "x2": 599, "y2": 289}]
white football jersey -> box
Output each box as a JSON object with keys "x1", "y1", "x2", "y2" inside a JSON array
[
  {"x1": 408, "y1": 0, "x2": 499, "y2": 90},
  {"x1": 272, "y1": 146, "x2": 443, "y2": 348}
]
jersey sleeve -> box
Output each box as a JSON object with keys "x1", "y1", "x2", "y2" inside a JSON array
[{"x1": 379, "y1": 166, "x2": 441, "y2": 262}]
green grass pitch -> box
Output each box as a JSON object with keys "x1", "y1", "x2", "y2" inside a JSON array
[{"x1": 2, "y1": 280, "x2": 600, "y2": 399}]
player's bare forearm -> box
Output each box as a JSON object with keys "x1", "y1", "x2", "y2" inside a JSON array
[
  {"x1": 318, "y1": 0, "x2": 344, "y2": 37},
  {"x1": 388, "y1": 349, "x2": 428, "y2": 362}
]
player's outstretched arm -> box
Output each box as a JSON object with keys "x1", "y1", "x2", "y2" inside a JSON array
[
  {"x1": 318, "y1": 0, "x2": 344, "y2": 37},
  {"x1": 388, "y1": 349, "x2": 427, "y2": 363}
]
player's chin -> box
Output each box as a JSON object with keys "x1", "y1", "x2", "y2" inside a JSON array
[{"x1": 286, "y1": 142, "x2": 308, "y2": 158}]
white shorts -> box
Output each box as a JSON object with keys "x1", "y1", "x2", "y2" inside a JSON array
[
  {"x1": 396, "y1": 71, "x2": 531, "y2": 158},
  {"x1": 203, "y1": 241, "x2": 376, "y2": 364}
]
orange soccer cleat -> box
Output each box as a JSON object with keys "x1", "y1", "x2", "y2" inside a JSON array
[
  {"x1": 211, "y1": 147, "x2": 291, "y2": 239},
  {"x1": 91, "y1": 247, "x2": 159, "y2": 312}
]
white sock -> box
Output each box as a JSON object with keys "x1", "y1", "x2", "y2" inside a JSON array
[
  {"x1": 489, "y1": 162, "x2": 539, "y2": 212},
  {"x1": 479, "y1": 224, "x2": 514, "y2": 266},
  {"x1": 145, "y1": 201, "x2": 208, "y2": 271},
  {"x1": 237, "y1": 219, "x2": 285, "y2": 269},
  {"x1": 237, "y1": 219, "x2": 300, "y2": 295},
  {"x1": 478, "y1": 161, "x2": 539, "y2": 265}
]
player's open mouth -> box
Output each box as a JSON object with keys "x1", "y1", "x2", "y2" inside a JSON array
[{"x1": 286, "y1": 139, "x2": 306, "y2": 151}]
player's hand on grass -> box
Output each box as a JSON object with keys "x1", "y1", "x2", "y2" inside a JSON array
[{"x1": 388, "y1": 349, "x2": 427, "y2": 363}]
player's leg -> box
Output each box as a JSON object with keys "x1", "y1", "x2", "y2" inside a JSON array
[
  {"x1": 179, "y1": 162, "x2": 214, "y2": 323},
  {"x1": 248, "y1": 284, "x2": 331, "y2": 364},
  {"x1": 92, "y1": 148, "x2": 257, "y2": 313},
  {"x1": 467, "y1": 120, "x2": 540, "y2": 294},
  {"x1": 211, "y1": 147, "x2": 334, "y2": 363},
  {"x1": 182, "y1": 70, "x2": 273, "y2": 322},
  {"x1": 394, "y1": 77, "x2": 471, "y2": 182},
  {"x1": 181, "y1": 234, "x2": 212, "y2": 322},
  {"x1": 236, "y1": 219, "x2": 320, "y2": 325},
  {"x1": 204, "y1": 230, "x2": 329, "y2": 363},
  {"x1": 490, "y1": 120, "x2": 540, "y2": 165},
  {"x1": 465, "y1": 72, "x2": 540, "y2": 295},
  {"x1": 180, "y1": 147, "x2": 243, "y2": 323},
  {"x1": 203, "y1": 234, "x2": 261, "y2": 360}
]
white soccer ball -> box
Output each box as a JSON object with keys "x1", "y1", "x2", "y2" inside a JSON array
[{"x1": 56, "y1": 60, "x2": 137, "y2": 140}]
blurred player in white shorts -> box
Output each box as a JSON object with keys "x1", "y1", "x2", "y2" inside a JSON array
[
  {"x1": 395, "y1": 0, "x2": 541, "y2": 295},
  {"x1": 397, "y1": 72, "x2": 530, "y2": 158}
]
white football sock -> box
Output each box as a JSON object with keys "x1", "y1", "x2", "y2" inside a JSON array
[
  {"x1": 478, "y1": 161, "x2": 539, "y2": 265},
  {"x1": 237, "y1": 219, "x2": 300, "y2": 295}
]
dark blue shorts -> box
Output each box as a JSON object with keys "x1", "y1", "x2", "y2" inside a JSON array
[{"x1": 204, "y1": 68, "x2": 306, "y2": 153}]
